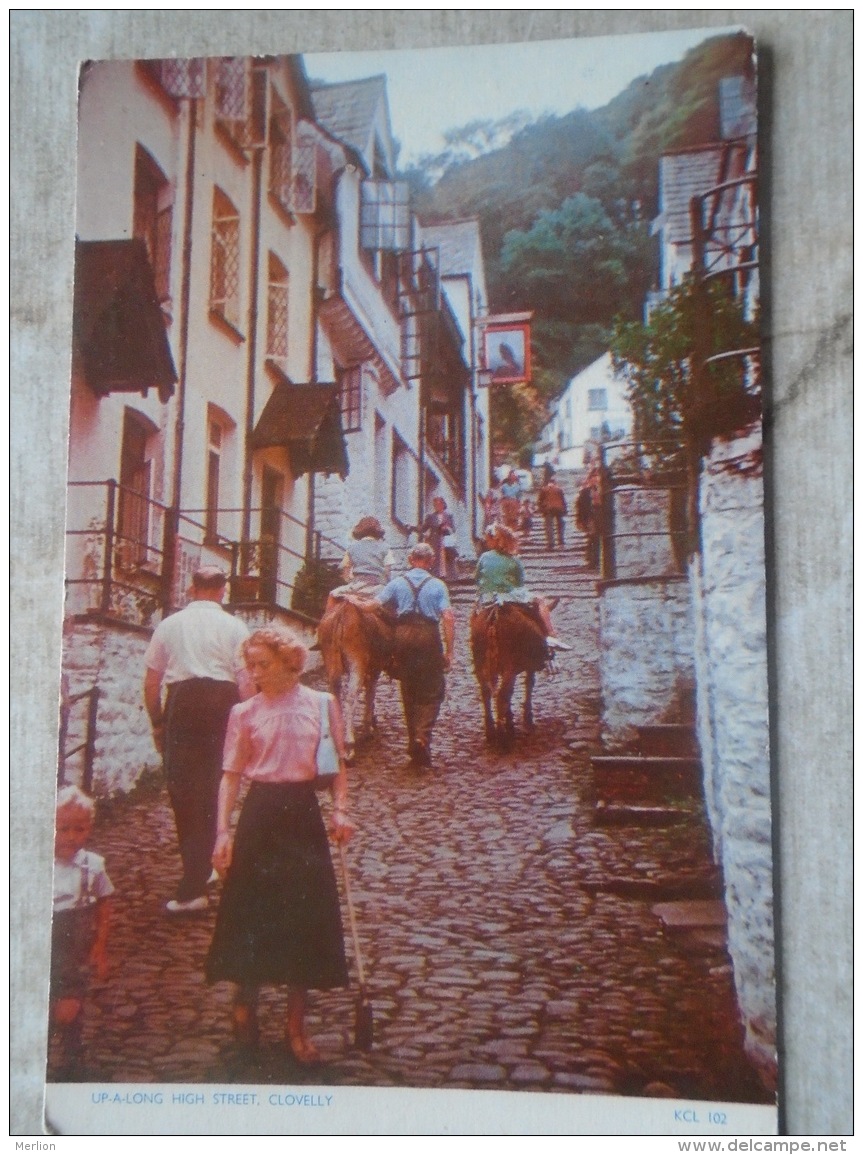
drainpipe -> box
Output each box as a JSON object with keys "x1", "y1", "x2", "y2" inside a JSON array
[
  {"x1": 418, "y1": 333, "x2": 426, "y2": 532},
  {"x1": 305, "y1": 162, "x2": 349, "y2": 560},
  {"x1": 241, "y1": 146, "x2": 264, "y2": 562},
  {"x1": 305, "y1": 219, "x2": 325, "y2": 562},
  {"x1": 166, "y1": 96, "x2": 197, "y2": 612}
]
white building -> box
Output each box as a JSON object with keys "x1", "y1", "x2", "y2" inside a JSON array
[
  {"x1": 536, "y1": 352, "x2": 632, "y2": 469},
  {"x1": 308, "y1": 79, "x2": 489, "y2": 562},
  {"x1": 62, "y1": 56, "x2": 488, "y2": 795}
]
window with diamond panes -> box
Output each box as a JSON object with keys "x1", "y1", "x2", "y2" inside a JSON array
[
  {"x1": 210, "y1": 188, "x2": 241, "y2": 328},
  {"x1": 133, "y1": 145, "x2": 173, "y2": 303},
  {"x1": 360, "y1": 181, "x2": 410, "y2": 251},
  {"x1": 215, "y1": 57, "x2": 254, "y2": 149},
  {"x1": 269, "y1": 88, "x2": 293, "y2": 215},
  {"x1": 337, "y1": 366, "x2": 362, "y2": 433},
  {"x1": 290, "y1": 126, "x2": 317, "y2": 215},
  {"x1": 157, "y1": 57, "x2": 206, "y2": 98},
  {"x1": 266, "y1": 253, "x2": 289, "y2": 367}
]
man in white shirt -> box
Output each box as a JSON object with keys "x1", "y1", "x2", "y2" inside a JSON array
[{"x1": 144, "y1": 567, "x2": 250, "y2": 913}]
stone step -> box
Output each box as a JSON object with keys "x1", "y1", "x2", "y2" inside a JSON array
[
  {"x1": 592, "y1": 754, "x2": 700, "y2": 771},
  {"x1": 636, "y1": 724, "x2": 699, "y2": 758},
  {"x1": 593, "y1": 800, "x2": 693, "y2": 827},
  {"x1": 651, "y1": 900, "x2": 727, "y2": 931},
  {"x1": 590, "y1": 756, "x2": 701, "y2": 802},
  {"x1": 580, "y1": 875, "x2": 722, "y2": 902}
]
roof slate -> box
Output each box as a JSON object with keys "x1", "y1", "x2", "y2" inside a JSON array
[
  {"x1": 309, "y1": 76, "x2": 387, "y2": 161},
  {"x1": 420, "y1": 219, "x2": 483, "y2": 278}
]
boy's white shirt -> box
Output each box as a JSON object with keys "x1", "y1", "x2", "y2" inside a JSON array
[{"x1": 53, "y1": 849, "x2": 115, "y2": 912}]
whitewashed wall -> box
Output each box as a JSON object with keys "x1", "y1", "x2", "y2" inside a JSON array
[
  {"x1": 598, "y1": 576, "x2": 694, "y2": 747},
  {"x1": 61, "y1": 620, "x2": 158, "y2": 795},
  {"x1": 693, "y1": 424, "x2": 776, "y2": 1090}
]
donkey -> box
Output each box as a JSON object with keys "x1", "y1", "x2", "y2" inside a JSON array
[
  {"x1": 470, "y1": 601, "x2": 550, "y2": 750},
  {"x1": 317, "y1": 599, "x2": 394, "y2": 764}
]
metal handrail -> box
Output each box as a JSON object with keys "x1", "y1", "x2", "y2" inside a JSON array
[
  {"x1": 59, "y1": 685, "x2": 99, "y2": 792},
  {"x1": 66, "y1": 481, "x2": 350, "y2": 623}
]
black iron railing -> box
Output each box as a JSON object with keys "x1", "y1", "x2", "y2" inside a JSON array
[
  {"x1": 597, "y1": 440, "x2": 689, "y2": 581},
  {"x1": 66, "y1": 480, "x2": 168, "y2": 627},
  {"x1": 66, "y1": 483, "x2": 349, "y2": 626},
  {"x1": 59, "y1": 685, "x2": 99, "y2": 792}
]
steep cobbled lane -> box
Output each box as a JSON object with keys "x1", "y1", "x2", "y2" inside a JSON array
[{"x1": 60, "y1": 482, "x2": 768, "y2": 1103}]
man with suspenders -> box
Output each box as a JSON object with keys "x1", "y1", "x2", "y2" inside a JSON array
[{"x1": 377, "y1": 542, "x2": 455, "y2": 770}]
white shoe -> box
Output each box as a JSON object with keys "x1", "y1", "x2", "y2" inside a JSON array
[
  {"x1": 546, "y1": 637, "x2": 572, "y2": 651},
  {"x1": 166, "y1": 896, "x2": 208, "y2": 914}
]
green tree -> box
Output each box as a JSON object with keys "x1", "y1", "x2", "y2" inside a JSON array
[{"x1": 611, "y1": 277, "x2": 760, "y2": 449}]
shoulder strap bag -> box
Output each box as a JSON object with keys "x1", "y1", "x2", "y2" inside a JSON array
[{"x1": 315, "y1": 691, "x2": 340, "y2": 789}]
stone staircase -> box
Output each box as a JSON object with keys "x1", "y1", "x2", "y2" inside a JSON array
[
  {"x1": 587, "y1": 696, "x2": 727, "y2": 949},
  {"x1": 449, "y1": 468, "x2": 596, "y2": 610}
]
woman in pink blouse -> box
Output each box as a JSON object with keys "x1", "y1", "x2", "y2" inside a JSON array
[{"x1": 206, "y1": 626, "x2": 353, "y2": 1065}]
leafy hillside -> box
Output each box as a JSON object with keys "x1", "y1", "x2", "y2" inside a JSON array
[{"x1": 407, "y1": 31, "x2": 755, "y2": 456}]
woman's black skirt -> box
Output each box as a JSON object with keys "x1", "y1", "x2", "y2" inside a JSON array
[{"x1": 206, "y1": 781, "x2": 348, "y2": 989}]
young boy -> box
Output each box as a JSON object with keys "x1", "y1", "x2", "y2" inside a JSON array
[{"x1": 50, "y1": 785, "x2": 114, "y2": 1077}]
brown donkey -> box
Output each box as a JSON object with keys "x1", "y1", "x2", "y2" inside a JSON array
[
  {"x1": 317, "y1": 599, "x2": 394, "y2": 763},
  {"x1": 470, "y1": 601, "x2": 550, "y2": 750}
]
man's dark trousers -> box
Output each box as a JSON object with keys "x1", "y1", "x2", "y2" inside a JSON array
[
  {"x1": 544, "y1": 511, "x2": 565, "y2": 549},
  {"x1": 163, "y1": 678, "x2": 239, "y2": 901},
  {"x1": 395, "y1": 628, "x2": 446, "y2": 760}
]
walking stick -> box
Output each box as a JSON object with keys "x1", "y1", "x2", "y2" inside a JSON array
[{"x1": 338, "y1": 843, "x2": 374, "y2": 1051}]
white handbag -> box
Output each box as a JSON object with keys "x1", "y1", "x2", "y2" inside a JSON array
[{"x1": 315, "y1": 692, "x2": 340, "y2": 788}]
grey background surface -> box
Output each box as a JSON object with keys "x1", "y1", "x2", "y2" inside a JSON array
[{"x1": 10, "y1": 10, "x2": 852, "y2": 1136}]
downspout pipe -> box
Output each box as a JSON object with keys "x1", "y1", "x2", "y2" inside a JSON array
[
  {"x1": 166, "y1": 96, "x2": 197, "y2": 612},
  {"x1": 241, "y1": 146, "x2": 264, "y2": 561},
  {"x1": 306, "y1": 160, "x2": 346, "y2": 561}
]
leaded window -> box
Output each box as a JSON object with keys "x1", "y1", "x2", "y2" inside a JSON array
[
  {"x1": 360, "y1": 180, "x2": 410, "y2": 251},
  {"x1": 269, "y1": 88, "x2": 294, "y2": 214},
  {"x1": 133, "y1": 145, "x2": 173, "y2": 303},
  {"x1": 337, "y1": 366, "x2": 362, "y2": 433},
  {"x1": 210, "y1": 188, "x2": 241, "y2": 328},
  {"x1": 150, "y1": 57, "x2": 206, "y2": 99},
  {"x1": 266, "y1": 253, "x2": 289, "y2": 366}
]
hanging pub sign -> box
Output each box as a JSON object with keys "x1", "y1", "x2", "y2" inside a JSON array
[{"x1": 477, "y1": 311, "x2": 532, "y2": 386}]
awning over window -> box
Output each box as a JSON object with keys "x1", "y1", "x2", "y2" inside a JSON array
[
  {"x1": 73, "y1": 239, "x2": 177, "y2": 402},
  {"x1": 318, "y1": 294, "x2": 401, "y2": 394},
  {"x1": 252, "y1": 382, "x2": 349, "y2": 479}
]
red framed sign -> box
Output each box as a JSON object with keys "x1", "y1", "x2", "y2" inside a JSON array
[{"x1": 481, "y1": 320, "x2": 531, "y2": 385}]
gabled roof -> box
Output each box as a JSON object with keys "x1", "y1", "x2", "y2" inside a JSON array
[
  {"x1": 654, "y1": 146, "x2": 726, "y2": 246},
  {"x1": 419, "y1": 219, "x2": 484, "y2": 279},
  {"x1": 309, "y1": 76, "x2": 389, "y2": 170}
]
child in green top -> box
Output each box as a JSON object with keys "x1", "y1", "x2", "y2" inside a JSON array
[{"x1": 475, "y1": 525, "x2": 569, "y2": 650}]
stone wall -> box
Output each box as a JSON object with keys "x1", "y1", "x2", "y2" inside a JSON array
[
  {"x1": 598, "y1": 576, "x2": 694, "y2": 747},
  {"x1": 61, "y1": 618, "x2": 158, "y2": 796},
  {"x1": 693, "y1": 424, "x2": 776, "y2": 1089},
  {"x1": 61, "y1": 605, "x2": 321, "y2": 797}
]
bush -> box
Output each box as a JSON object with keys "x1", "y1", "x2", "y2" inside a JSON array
[{"x1": 290, "y1": 558, "x2": 343, "y2": 621}]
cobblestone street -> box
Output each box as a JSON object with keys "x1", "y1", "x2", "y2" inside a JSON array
[{"x1": 51, "y1": 512, "x2": 769, "y2": 1106}]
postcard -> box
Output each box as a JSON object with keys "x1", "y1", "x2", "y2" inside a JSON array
[{"x1": 45, "y1": 25, "x2": 777, "y2": 1135}]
